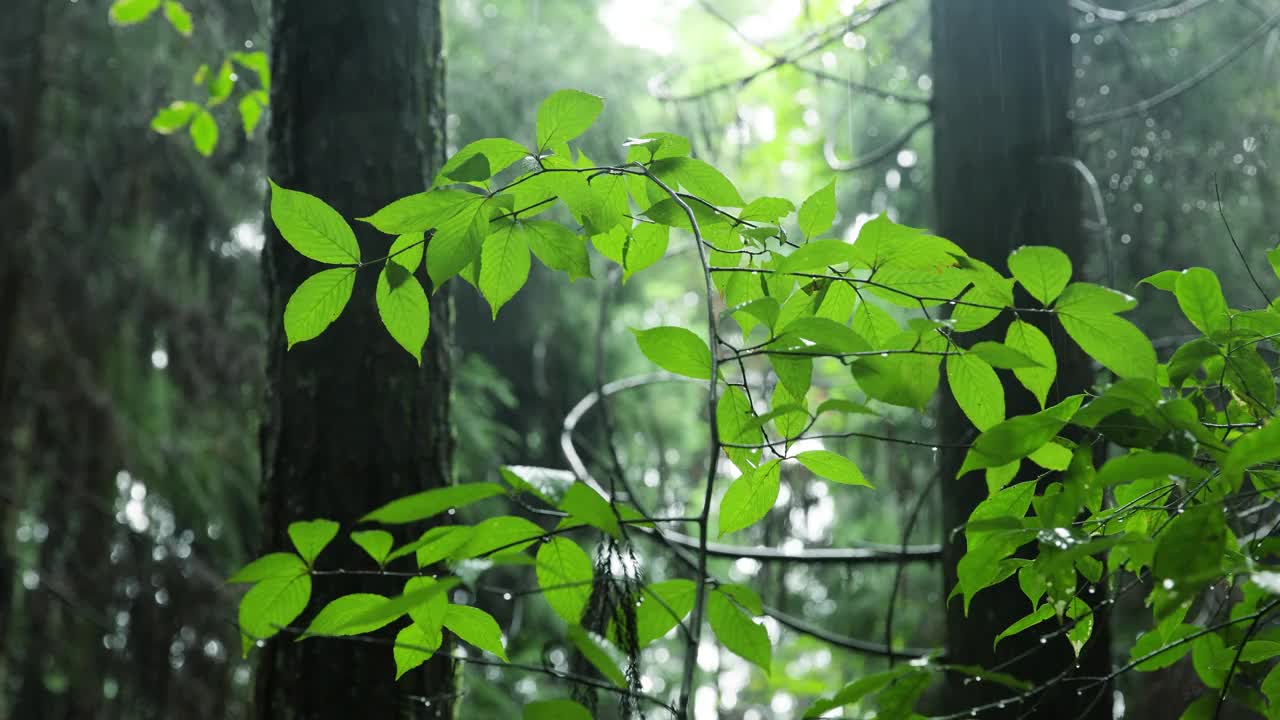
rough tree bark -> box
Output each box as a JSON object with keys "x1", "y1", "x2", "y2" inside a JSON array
[
  {"x1": 931, "y1": 2, "x2": 1111, "y2": 718},
  {"x1": 254, "y1": 2, "x2": 455, "y2": 719}
]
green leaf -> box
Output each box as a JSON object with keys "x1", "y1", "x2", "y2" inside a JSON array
[
  {"x1": 299, "y1": 593, "x2": 396, "y2": 639},
  {"x1": 1008, "y1": 245, "x2": 1072, "y2": 305},
  {"x1": 1225, "y1": 416, "x2": 1280, "y2": 487},
  {"x1": 947, "y1": 351, "x2": 1005, "y2": 431},
  {"x1": 227, "y1": 553, "x2": 307, "y2": 584},
  {"x1": 402, "y1": 578, "x2": 448, "y2": 636},
  {"x1": 994, "y1": 604, "x2": 1054, "y2": 649},
  {"x1": 500, "y1": 466, "x2": 577, "y2": 505},
  {"x1": 666, "y1": 157, "x2": 744, "y2": 206},
  {"x1": 1004, "y1": 321, "x2": 1056, "y2": 408},
  {"x1": 636, "y1": 579, "x2": 697, "y2": 646},
  {"x1": 1129, "y1": 624, "x2": 1199, "y2": 671},
  {"x1": 1055, "y1": 282, "x2": 1137, "y2": 314},
  {"x1": 1058, "y1": 307, "x2": 1156, "y2": 380},
  {"x1": 362, "y1": 189, "x2": 481, "y2": 236},
  {"x1": 288, "y1": 519, "x2": 339, "y2": 567},
  {"x1": 393, "y1": 622, "x2": 442, "y2": 680},
  {"x1": 1096, "y1": 451, "x2": 1206, "y2": 488},
  {"x1": 708, "y1": 590, "x2": 771, "y2": 675},
  {"x1": 1174, "y1": 268, "x2": 1229, "y2": 336},
  {"x1": 189, "y1": 109, "x2": 218, "y2": 157},
  {"x1": 632, "y1": 326, "x2": 712, "y2": 380},
  {"x1": 777, "y1": 238, "x2": 857, "y2": 274},
  {"x1": 109, "y1": 0, "x2": 161, "y2": 25},
  {"x1": 479, "y1": 221, "x2": 531, "y2": 318},
  {"x1": 343, "y1": 577, "x2": 460, "y2": 630},
  {"x1": 207, "y1": 60, "x2": 234, "y2": 106},
  {"x1": 376, "y1": 264, "x2": 430, "y2": 363},
  {"x1": 400, "y1": 526, "x2": 475, "y2": 567},
  {"x1": 535, "y1": 89, "x2": 604, "y2": 149},
  {"x1": 718, "y1": 460, "x2": 782, "y2": 537},
  {"x1": 740, "y1": 197, "x2": 796, "y2": 223},
  {"x1": 238, "y1": 91, "x2": 267, "y2": 138},
  {"x1": 795, "y1": 450, "x2": 872, "y2": 488},
  {"x1": 361, "y1": 484, "x2": 505, "y2": 524},
  {"x1": 350, "y1": 530, "x2": 394, "y2": 566},
  {"x1": 957, "y1": 396, "x2": 1083, "y2": 476},
  {"x1": 270, "y1": 181, "x2": 361, "y2": 263},
  {"x1": 231, "y1": 51, "x2": 270, "y2": 90},
  {"x1": 524, "y1": 700, "x2": 592, "y2": 720},
  {"x1": 526, "y1": 220, "x2": 590, "y2": 280},
  {"x1": 1153, "y1": 504, "x2": 1226, "y2": 590},
  {"x1": 427, "y1": 196, "x2": 491, "y2": 287},
  {"x1": 535, "y1": 538, "x2": 593, "y2": 624},
  {"x1": 444, "y1": 604, "x2": 507, "y2": 660},
  {"x1": 386, "y1": 232, "x2": 425, "y2": 272},
  {"x1": 150, "y1": 101, "x2": 199, "y2": 134},
  {"x1": 622, "y1": 222, "x2": 669, "y2": 281},
  {"x1": 1140, "y1": 270, "x2": 1181, "y2": 292},
  {"x1": 567, "y1": 626, "x2": 628, "y2": 687},
  {"x1": 956, "y1": 481, "x2": 1037, "y2": 611},
  {"x1": 966, "y1": 341, "x2": 1042, "y2": 369},
  {"x1": 238, "y1": 573, "x2": 311, "y2": 654},
  {"x1": 436, "y1": 138, "x2": 529, "y2": 186},
  {"x1": 162, "y1": 1, "x2": 192, "y2": 36},
  {"x1": 797, "y1": 179, "x2": 837, "y2": 238},
  {"x1": 453, "y1": 516, "x2": 544, "y2": 559},
  {"x1": 803, "y1": 666, "x2": 916, "y2": 718},
  {"x1": 557, "y1": 483, "x2": 620, "y2": 538},
  {"x1": 283, "y1": 268, "x2": 356, "y2": 348}
]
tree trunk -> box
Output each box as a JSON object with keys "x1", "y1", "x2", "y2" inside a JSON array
[
  {"x1": 931, "y1": 2, "x2": 1111, "y2": 718},
  {"x1": 254, "y1": 2, "x2": 455, "y2": 719}
]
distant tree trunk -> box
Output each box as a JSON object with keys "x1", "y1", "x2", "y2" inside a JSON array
[
  {"x1": 930, "y1": 2, "x2": 1111, "y2": 718},
  {"x1": 254, "y1": 2, "x2": 455, "y2": 719}
]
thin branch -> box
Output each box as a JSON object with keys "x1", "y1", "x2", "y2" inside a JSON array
[
  {"x1": 1215, "y1": 175, "x2": 1271, "y2": 306},
  {"x1": 824, "y1": 115, "x2": 932, "y2": 172},
  {"x1": 1079, "y1": 9, "x2": 1280, "y2": 126},
  {"x1": 651, "y1": 0, "x2": 911, "y2": 103},
  {"x1": 1071, "y1": 0, "x2": 1221, "y2": 24}
]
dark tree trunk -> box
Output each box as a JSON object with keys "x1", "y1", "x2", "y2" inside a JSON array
[
  {"x1": 931, "y1": 2, "x2": 1111, "y2": 718},
  {"x1": 254, "y1": 2, "x2": 455, "y2": 719}
]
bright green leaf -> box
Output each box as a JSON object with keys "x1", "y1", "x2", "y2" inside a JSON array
[
  {"x1": 797, "y1": 180, "x2": 837, "y2": 238},
  {"x1": 632, "y1": 326, "x2": 712, "y2": 380},
  {"x1": 795, "y1": 450, "x2": 872, "y2": 488},
  {"x1": 1008, "y1": 245, "x2": 1072, "y2": 305},
  {"x1": 227, "y1": 553, "x2": 307, "y2": 584},
  {"x1": 162, "y1": 1, "x2": 192, "y2": 36},
  {"x1": 270, "y1": 181, "x2": 361, "y2": 263},
  {"x1": 535, "y1": 537, "x2": 593, "y2": 624},
  {"x1": 150, "y1": 101, "x2": 199, "y2": 134},
  {"x1": 288, "y1": 519, "x2": 339, "y2": 567},
  {"x1": 376, "y1": 264, "x2": 430, "y2": 363},
  {"x1": 444, "y1": 604, "x2": 507, "y2": 660},
  {"x1": 189, "y1": 109, "x2": 218, "y2": 157},
  {"x1": 361, "y1": 484, "x2": 506, "y2": 524},
  {"x1": 350, "y1": 530, "x2": 394, "y2": 566},
  {"x1": 1174, "y1": 268, "x2": 1229, "y2": 336},
  {"x1": 947, "y1": 351, "x2": 1005, "y2": 430},
  {"x1": 109, "y1": 0, "x2": 161, "y2": 25},
  {"x1": 708, "y1": 590, "x2": 771, "y2": 675},
  {"x1": 394, "y1": 622, "x2": 442, "y2": 680},
  {"x1": 718, "y1": 460, "x2": 781, "y2": 537},
  {"x1": 283, "y1": 268, "x2": 356, "y2": 348},
  {"x1": 535, "y1": 89, "x2": 604, "y2": 149},
  {"x1": 299, "y1": 593, "x2": 396, "y2": 639},
  {"x1": 479, "y1": 221, "x2": 531, "y2": 318},
  {"x1": 238, "y1": 573, "x2": 311, "y2": 654}
]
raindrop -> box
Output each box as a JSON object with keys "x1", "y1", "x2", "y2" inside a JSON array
[
  {"x1": 1243, "y1": 137, "x2": 1258, "y2": 152},
  {"x1": 1161, "y1": 579, "x2": 1175, "y2": 590},
  {"x1": 502, "y1": 592, "x2": 513, "y2": 601}
]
